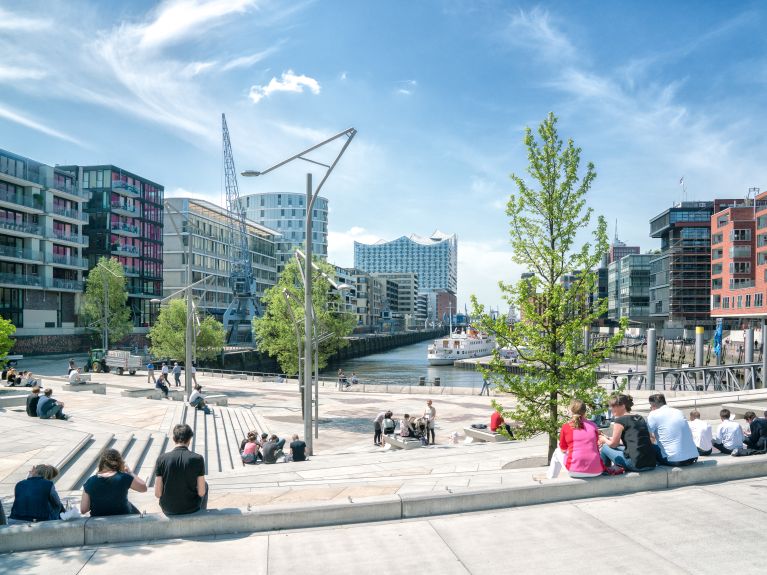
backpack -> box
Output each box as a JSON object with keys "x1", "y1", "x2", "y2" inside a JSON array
[{"x1": 383, "y1": 418, "x2": 395, "y2": 432}]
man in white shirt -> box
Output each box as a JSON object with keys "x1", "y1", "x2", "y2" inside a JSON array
[
  {"x1": 712, "y1": 408, "x2": 744, "y2": 455},
  {"x1": 188, "y1": 384, "x2": 210, "y2": 415},
  {"x1": 687, "y1": 410, "x2": 712, "y2": 456},
  {"x1": 647, "y1": 393, "x2": 698, "y2": 466}
]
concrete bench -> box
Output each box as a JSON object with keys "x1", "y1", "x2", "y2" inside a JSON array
[
  {"x1": 382, "y1": 434, "x2": 422, "y2": 450},
  {"x1": 464, "y1": 427, "x2": 510, "y2": 443},
  {"x1": 0, "y1": 393, "x2": 28, "y2": 408},
  {"x1": 121, "y1": 388, "x2": 184, "y2": 401},
  {"x1": 63, "y1": 382, "x2": 106, "y2": 395},
  {"x1": 204, "y1": 394, "x2": 228, "y2": 406}
]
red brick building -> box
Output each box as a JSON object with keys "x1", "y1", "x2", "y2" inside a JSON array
[{"x1": 710, "y1": 194, "x2": 765, "y2": 319}]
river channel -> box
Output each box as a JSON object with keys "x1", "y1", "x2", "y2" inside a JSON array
[{"x1": 322, "y1": 340, "x2": 487, "y2": 390}]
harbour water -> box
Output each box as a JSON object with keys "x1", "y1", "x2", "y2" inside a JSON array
[{"x1": 322, "y1": 340, "x2": 486, "y2": 390}]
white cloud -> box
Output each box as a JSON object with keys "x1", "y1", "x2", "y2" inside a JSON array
[
  {"x1": 458, "y1": 240, "x2": 522, "y2": 311},
  {"x1": 0, "y1": 7, "x2": 52, "y2": 31},
  {"x1": 0, "y1": 104, "x2": 85, "y2": 146},
  {"x1": 166, "y1": 187, "x2": 220, "y2": 202},
  {"x1": 395, "y1": 79, "x2": 417, "y2": 96},
  {"x1": 0, "y1": 66, "x2": 46, "y2": 81},
  {"x1": 249, "y1": 70, "x2": 321, "y2": 103},
  {"x1": 506, "y1": 7, "x2": 575, "y2": 63},
  {"x1": 340, "y1": 71, "x2": 348, "y2": 81},
  {"x1": 222, "y1": 47, "x2": 278, "y2": 71},
  {"x1": 136, "y1": 0, "x2": 257, "y2": 50}
]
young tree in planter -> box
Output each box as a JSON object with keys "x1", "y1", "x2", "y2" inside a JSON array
[
  {"x1": 148, "y1": 299, "x2": 225, "y2": 362},
  {"x1": 82, "y1": 256, "x2": 132, "y2": 347},
  {"x1": 471, "y1": 112, "x2": 625, "y2": 461}
]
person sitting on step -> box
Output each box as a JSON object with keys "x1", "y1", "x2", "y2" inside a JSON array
[
  {"x1": 26, "y1": 386, "x2": 41, "y2": 417},
  {"x1": 9, "y1": 464, "x2": 64, "y2": 523},
  {"x1": 188, "y1": 384, "x2": 211, "y2": 414},
  {"x1": 81, "y1": 448, "x2": 147, "y2": 517},
  {"x1": 399, "y1": 414, "x2": 415, "y2": 439},
  {"x1": 712, "y1": 408, "x2": 744, "y2": 455},
  {"x1": 241, "y1": 433, "x2": 259, "y2": 465},
  {"x1": 743, "y1": 410, "x2": 767, "y2": 452},
  {"x1": 687, "y1": 410, "x2": 713, "y2": 456},
  {"x1": 37, "y1": 388, "x2": 68, "y2": 420}
]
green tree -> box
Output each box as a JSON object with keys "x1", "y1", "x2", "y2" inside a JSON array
[
  {"x1": 471, "y1": 112, "x2": 625, "y2": 461},
  {"x1": 0, "y1": 316, "x2": 16, "y2": 361},
  {"x1": 147, "y1": 299, "x2": 225, "y2": 362},
  {"x1": 82, "y1": 256, "x2": 132, "y2": 347},
  {"x1": 254, "y1": 258, "x2": 356, "y2": 375}
]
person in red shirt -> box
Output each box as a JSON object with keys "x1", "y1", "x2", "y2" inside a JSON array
[
  {"x1": 547, "y1": 399, "x2": 605, "y2": 479},
  {"x1": 490, "y1": 410, "x2": 515, "y2": 438}
]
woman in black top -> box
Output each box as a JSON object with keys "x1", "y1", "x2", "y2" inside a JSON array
[
  {"x1": 81, "y1": 449, "x2": 147, "y2": 517},
  {"x1": 598, "y1": 394, "x2": 656, "y2": 472}
]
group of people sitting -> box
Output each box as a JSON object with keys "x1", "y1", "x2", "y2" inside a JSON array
[
  {"x1": 1, "y1": 423, "x2": 208, "y2": 525},
  {"x1": 547, "y1": 393, "x2": 767, "y2": 480},
  {"x1": 3, "y1": 367, "x2": 40, "y2": 387},
  {"x1": 373, "y1": 399, "x2": 437, "y2": 446},
  {"x1": 26, "y1": 386, "x2": 68, "y2": 420},
  {"x1": 239, "y1": 432, "x2": 306, "y2": 464},
  {"x1": 336, "y1": 369, "x2": 359, "y2": 390}
]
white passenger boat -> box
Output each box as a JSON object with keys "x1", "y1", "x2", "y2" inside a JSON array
[{"x1": 427, "y1": 328, "x2": 496, "y2": 365}]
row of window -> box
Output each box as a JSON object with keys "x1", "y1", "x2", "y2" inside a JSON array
[{"x1": 716, "y1": 293, "x2": 765, "y2": 309}]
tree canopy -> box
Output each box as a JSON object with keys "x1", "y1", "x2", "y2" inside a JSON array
[
  {"x1": 254, "y1": 257, "x2": 356, "y2": 375},
  {"x1": 82, "y1": 256, "x2": 132, "y2": 347},
  {"x1": 471, "y1": 112, "x2": 625, "y2": 460},
  {"x1": 148, "y1": 299, "x2": 225, "y2": 362},
  {"x1": 0, "y1": 316, "x2": 16, "y2": 360}
]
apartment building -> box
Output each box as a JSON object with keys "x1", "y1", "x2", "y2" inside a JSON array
[
  {"x1": 162, "y1": 198, "x2": 278, "y2": 321},
  {"x1": 239, "y1": 192, "x2": 328, "y2": 273},
  {"x1": 0, "y1": 148, "x2": 90, "y2": 341},
  {"x1": 607, "y1": 253, "x2": 653, "y2": 325}
]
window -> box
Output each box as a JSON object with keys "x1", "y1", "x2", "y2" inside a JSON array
[
  {"x1": 723, "y1": 297, "x2": 730, "y2": 309},
  {"x1": 712, "y1": 263, "x2": 722, "y2": 275},
  {"x1": 732, "y1": 229, "x2": 752, "y2": 241},
  {"x1": 711, "y1": 233, "x2": 723, "y2": 244},
  {"x1": 737, "y1": 295, "x2": 743, "y2": 308},
  {"x1": 712, "y1": 248, "x2": 723, "y2": 260},
  {"x1": 756, "y1": 293, "x2": 764, "y2": 307},
  {"x1": 717, "y1": 215, "x2": 729, "y2": 227},
  {"x1": 729, "y1": 246, "x2": 752, "y2": 258},
  {"x1": 746, "y1": 294, "x2": 752, "y2": 308},
  {"x1": 729, "y1": 262, "x2": 751, "y2": 274}
]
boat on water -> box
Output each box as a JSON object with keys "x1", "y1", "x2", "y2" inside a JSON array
[{"x1": 427, "y1": 328, "x2": 496, "y2": 365}]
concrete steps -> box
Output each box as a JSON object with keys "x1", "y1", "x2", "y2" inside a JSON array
[{"x1": 56, "y1": 433, "x2": 116, "y2": 491}]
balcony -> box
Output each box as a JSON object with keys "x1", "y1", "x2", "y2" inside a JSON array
[
  {"x1": 0, "y1": 218, "x2": 41, "y2": 237},
  {"x1": 0, "y1": 272, "x2": 42, "y2": 287},
  {"x1": 123, "y1": 265, "x2": 141, "y2": 276},
  {"x1": 111, "y1": 202, "x2": 138, "y2": 216},
  {"x1": 112, "y1": 182, "x2": 141, "y2": 198},
  {"x1": 50, "y1": 278, "x2": 84, "y2": 291},
  {"x1": 112, "y1": 244, "x2": 140, "y2": 257},
  {"x1": 51, "y1": 230, "x2": 89, "y2": 246},
  {"x1": 0, "y1": 189, "x2": 44, "y2": 212},
  {"x1": 0, "y1": 246, "x2": 43, "y2": 262},
  {"x1": 110, "y1": 223, "x2": 141, "y2": 237},
  {"x1": 47, "y1": 253, "x2": 88, "y2": 268},
  {"x1": 47, "y1": 184, "x2": 88, "y2": 200},
  {"x1": 51, "y1": 206, "x2": 88, "y2": 223}
]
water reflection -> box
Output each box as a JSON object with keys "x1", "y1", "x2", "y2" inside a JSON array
[{"x1": 323, "y1": 341, "x2": 486, "y2": 389}]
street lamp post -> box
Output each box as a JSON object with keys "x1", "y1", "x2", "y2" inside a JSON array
[{"x1": 242, "y1": 128, "x2": 356, "y2": 455}]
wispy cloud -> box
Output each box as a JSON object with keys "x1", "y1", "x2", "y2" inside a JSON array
[
  {"x1": 506, "y1": 7, "x2": 575, "y2": 64},
  {"x1": 249, "y1": 70, "x2": 321, "y2": 103},
  {"x1": 0, "y1": 104, "x2": 85, "y2": 146},
  {"x1": 396, "y1": 79, "x2": 417, "y2": 96},
  {"x1": 0, "y1": 66, "x2": 46, "y2": 81},
  {"x1": 222, "y1": 47, "x2": 279, "y2": 71},
  {"x1": 0, "y1": 7, "x2": 52, "y2": 31},
  {"x1": 328, "y1": 227, "x2": 383, "y2": 267}
]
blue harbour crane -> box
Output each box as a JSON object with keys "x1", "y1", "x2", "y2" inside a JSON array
[{"x1": 221, "y1": 113, "x2": 259, "y2": 345}]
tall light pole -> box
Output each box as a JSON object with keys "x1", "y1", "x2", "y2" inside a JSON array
[{"x1": 242, "y1": 127, "x2": 356, "y2": 455}]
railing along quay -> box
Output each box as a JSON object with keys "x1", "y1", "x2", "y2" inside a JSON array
[{"x1": 604, "y1": 362, "x2": 765, "y2": 392}]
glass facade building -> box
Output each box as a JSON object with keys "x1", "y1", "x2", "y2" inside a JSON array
[
  {"x1": 239, "y1": 192, "x2": 328, "y2": 273},
  {"x1": 163, "y1": 198, "x2": 278, "y2": 321},
  {"x1": 0, "y1": 149, "x2": 89, "y2": 335},
  {"x1": 67, "y1": 164, "x2": 164, "y2": 329}
]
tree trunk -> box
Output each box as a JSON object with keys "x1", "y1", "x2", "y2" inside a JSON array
[{"x1": 547, "y1": 390, "x2": 558, "y2": 462}]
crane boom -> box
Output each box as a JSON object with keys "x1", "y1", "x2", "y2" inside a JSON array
[{"x1": 222, "y1": 113, "x2": 258, "y2": 345}]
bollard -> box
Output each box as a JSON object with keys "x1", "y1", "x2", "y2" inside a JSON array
[
  {"x1": 434, "y1": 377, "x2": 441, "y2": 387},
  {"x1": 646, "y1": 328, "x2": 656, "y2": 390},
  {"x1": 746, "y1": 327, "x2": 754, "y2": 364},
  {"x1": 418, "y1": 376, "x2": 425, "y2": 386},
  {"x1": 695, "y1": 326, "x2": 704, "y2": 367}
]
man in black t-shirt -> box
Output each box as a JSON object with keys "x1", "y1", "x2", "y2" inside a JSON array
[
  {"x1": 153, "y1": 424, "x2": 207, "y2": 515},
  {"x1": 289, "y1": 434, "x2": 307, "y2": 462},
  {"x1": 26, "y1": 386, "x2": 41, "y2": 417}
]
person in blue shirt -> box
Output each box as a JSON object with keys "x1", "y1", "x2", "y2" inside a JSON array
[
  {"x1": 10, "y1": 464, "x2": 64, "y2": 522},
  {"x1": 647, "y1": 393, "x2": 698, "y2": 466}
]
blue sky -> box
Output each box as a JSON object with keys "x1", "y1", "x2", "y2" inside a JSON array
[{"x1": 1, "y1": 1, "x2": 767, "y2": 311}]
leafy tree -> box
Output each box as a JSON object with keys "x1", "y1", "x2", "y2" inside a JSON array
[
  {"x1": 82, "y1": 257, "x2": 132, "y2": 347},
  {"x1": 148, "y1": 299, "x2": 225, "y2": 362},
  {"x1": 254, "y1": 258, "x2": 356, "y2": 376},
  {"x1": 471, "y1": 113, "x2": 625, "y2": 461},
  {"x1": 0, "y1": 316, "x2": 16, "y2": 360}
]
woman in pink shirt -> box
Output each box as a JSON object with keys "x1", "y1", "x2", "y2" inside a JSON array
[{"x1": 546, "y1": 399, "x2": 605, "y2": 479}]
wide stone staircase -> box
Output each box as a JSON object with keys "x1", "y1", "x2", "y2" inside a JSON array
[{"x1": 0, "y1": 401, "x2": 269, "y2": 500}]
